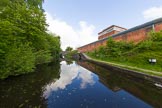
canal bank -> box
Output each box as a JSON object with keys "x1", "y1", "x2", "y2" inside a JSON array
[{"x1": 78, "y1": 53, "x2": 162, "y2": 85}]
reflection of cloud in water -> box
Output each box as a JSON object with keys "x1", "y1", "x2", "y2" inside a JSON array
[
  {"x1": 78, "y1": 68, "x2": 95, "y2": 89},
  {"x1": 43, "y1": 61, "x2": 95, "y2": 99}
]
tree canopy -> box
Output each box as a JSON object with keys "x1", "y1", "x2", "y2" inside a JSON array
[
  {"x1": 65, "y1": 46, "x2": 73, "y2": 52},
  {"x1": 0, "y1": 0, "x2": 61, "y2": 79}
]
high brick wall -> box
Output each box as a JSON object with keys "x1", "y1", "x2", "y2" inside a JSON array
[
  {"x1": 114, "y1": 27, "x2": 148, "y2": 43},
  {"x1": 78, "y1": 22, "x2": 162, "y2": 53},
  {"x1": 155, "y1": 23, "x2": 162, "y2": 31}
]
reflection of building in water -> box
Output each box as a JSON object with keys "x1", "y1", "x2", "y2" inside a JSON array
[
  {"x1": 100, "y1": 78, "x2": 121, "y2": 92},
  {"x1": 77, "y1": 61, "x2": 162, "y2": 108}
]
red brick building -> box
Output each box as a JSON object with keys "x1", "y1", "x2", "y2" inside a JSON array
[
  {"x1": 77, "y1": 18, "x2": 162, "y2": 53},
  {"x1": 98, "y1": 25, "x2": 127, "y2": 40}
]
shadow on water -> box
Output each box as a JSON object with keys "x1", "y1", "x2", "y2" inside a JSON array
[
  {"x1": 77, "y1": 61, "x2": 162, "y2": 108},
  {"x1": 0, "y1": 61, "x2": 60, "y2": 108}
]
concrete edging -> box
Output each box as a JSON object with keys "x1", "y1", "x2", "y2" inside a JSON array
[{"x1": 80, "y1": 53, "x2": 162, "y2": 84}]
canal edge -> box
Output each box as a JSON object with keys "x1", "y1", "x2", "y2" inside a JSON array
[{"x1": 79, "y1": 53, "x2": 162, "y2": 85}]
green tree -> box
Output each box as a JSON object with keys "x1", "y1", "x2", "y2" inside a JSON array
[
  {"x1": 65, "y1": 46, "x2": 73, "y2": 52},
  {"x1": 0, "y1": 0, "x2": 61, "y2": 79}
]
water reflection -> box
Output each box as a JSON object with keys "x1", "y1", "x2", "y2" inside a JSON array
[
  {"x1": 43, "y1": 61, "x2": 95, "y2": 99},
  {"x1": 0, "y1": 61, "x2": 60, "y2": 107},
  {"x1": 77, "y1": 61, "x2": 162, "y2": 108},
  {"x1": 77, "y1": 68, "x2": 95, "y2": 89},
  {"x1": 1, "y1": 60, "x2": 162, "y2": 108},
  {"x1": 43, "y1": 61, "x2": 158, "y2": 108}
]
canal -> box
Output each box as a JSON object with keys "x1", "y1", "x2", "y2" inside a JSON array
[{"x1": 0, "y1": 60, "x2": 162, "y2": 108}]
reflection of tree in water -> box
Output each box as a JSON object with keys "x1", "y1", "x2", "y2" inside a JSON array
[
  {"x1": 77, "y1": 61, "x2": 162, "y2": 108},
  {"x1": 0, "y1": 61, "x2": 60, "y2": 108}
]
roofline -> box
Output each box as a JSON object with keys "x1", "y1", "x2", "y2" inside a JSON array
[
  {"x1": 112, "y1": 17, "x2": 162, "y2": 38},
  {"x1": 98, "y1": 25, "x2": 127, "y2": 34},
  {"x1": 78, "y1": 17, "x2": 162, "y2": 49}
]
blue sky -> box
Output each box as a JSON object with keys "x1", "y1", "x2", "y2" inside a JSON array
[{"x1": 43, "y1": 0, "x2": 162, "y2": 50}]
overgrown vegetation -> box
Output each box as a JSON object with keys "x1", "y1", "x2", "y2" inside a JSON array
[
  {"x1": 65, "y1": 46, "x2": 73, "y2": 52},
  {"x1": 64, "y1": 46, "x2": 78, "y2": 59},
  {"x1": 0, "y1": 0, "x2": 61, "y2": 79},
  {"x1": 87, "y1": 31, "x2": 162, "y2": 73}
]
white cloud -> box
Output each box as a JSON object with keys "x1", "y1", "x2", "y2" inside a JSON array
[
  {"x1": 45, "y1": 12, "x2": 97, "y2": 50},
  {"x1": 143, "y1": 6, "x2": 162, "y2": 20}
]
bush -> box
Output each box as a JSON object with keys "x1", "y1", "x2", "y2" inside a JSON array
[
  {"x1": 0, "y1": 43, "x2": 35, "y2": 79},
  {"x1": 136, "y1": 40, "x2": 153, "y2": 51},
  {"x1": 0, "y1": 1, "x2": 61, "y2": 79},
  {"x1": 105, "y1": 38, "x2": 134, "y2": 57},
  {"x1": 149, "y1": 31, "x2": 162, "y2": 42},
  {"x1": 87, "y1": 31, "x2": 162, "y2": 72},
  {"x1": 35, "y1": 50, "x2": 52, "y2": 64}
]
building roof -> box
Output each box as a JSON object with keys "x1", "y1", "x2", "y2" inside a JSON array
[
  {"x1": 78, "y1": 17, "x2": 162, "y2": 49},
  {"x1": 98, "y1": 25, "x2": 127, "y2": 34}
]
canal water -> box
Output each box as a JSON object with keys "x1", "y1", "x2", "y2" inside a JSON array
[{"x1": 0, "y1": 61, "x2": 162, "y2": 108}]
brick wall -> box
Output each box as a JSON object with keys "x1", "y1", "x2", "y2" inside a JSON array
[
  {"x1": 78, "y1": 22, "x2": 162, "y2": 53},
  {"x1": 155, "y1": 23, "x2": 162, "y2": 31},
  {"x1": 114, "y1": 27, "x2": 148, "y2": 43}
]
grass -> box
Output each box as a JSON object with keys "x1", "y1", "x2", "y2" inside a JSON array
[
  {"x1": 87, "y1": 54, "x2": 162, "y2": 77},
  {"x1": 85, "y1": 32, "x2": 162, "y2": 77}
]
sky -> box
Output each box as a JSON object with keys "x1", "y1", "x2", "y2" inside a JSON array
[{"x1": 43, "y1": 0, "x2": 162, "y2": 50}]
